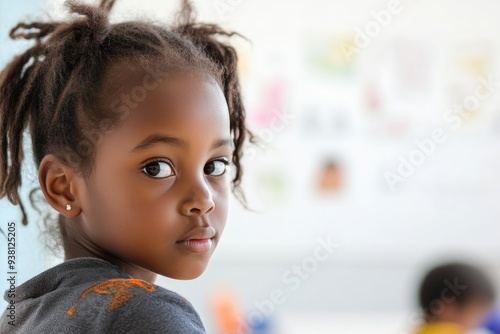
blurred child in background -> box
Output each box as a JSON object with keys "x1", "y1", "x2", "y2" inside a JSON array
[{"x1": 416, "y1": 262, "x2": 496, "y2": 334}]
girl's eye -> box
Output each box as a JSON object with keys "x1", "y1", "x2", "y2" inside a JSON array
[
  {"x1": 204, "y1": 160, "x2": 229, "y2": 176},
  {"x1": 142, "y1": 160, "x2": 174, "y2": 179}
]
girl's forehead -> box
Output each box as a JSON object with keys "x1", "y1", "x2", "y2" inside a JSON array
[
  {"x1": 131, "y1": 75, "x2": 229, "y2": 125},
  {"x1": 96, "y1": 64, "x2": 230, "y2": 146},
  {"x1": 95, "y1": 86, "x2": 231, "y2": 160},
  {"x1": 97, "y1": 58, "x2": 222, "y2": 113}
]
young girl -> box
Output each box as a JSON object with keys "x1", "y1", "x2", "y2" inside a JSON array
[{"x1": 0, "y1": 0, "x2": 254, "y2": 332}]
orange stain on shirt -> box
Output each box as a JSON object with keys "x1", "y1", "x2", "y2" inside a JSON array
[{"x1": 67, "y1": 278, "x2": 155, "y2": 316}]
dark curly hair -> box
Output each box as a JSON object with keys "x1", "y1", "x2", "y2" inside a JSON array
[
  {"x1": 0, "y1": 0, "x2": 255, "y2": 250},
  {"x1": 419, "y1": 262, "x2": 496, "y2": 321}
]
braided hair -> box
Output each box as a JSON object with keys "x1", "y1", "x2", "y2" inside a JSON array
[{"x1": 0, "y1": 0, "x2": 255, "y2": 234}]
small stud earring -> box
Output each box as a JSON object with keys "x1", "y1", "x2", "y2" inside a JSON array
[{"x1": 66, "y1": 204, "x2": 72, "y2": 211}]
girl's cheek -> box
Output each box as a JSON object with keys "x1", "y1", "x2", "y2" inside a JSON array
[
  {"x1": 212, "y1": 184, "x2": 229, "y2": 204},
  {"x1": 215, "y1": 173, "x2": 231, "y2": 192}
]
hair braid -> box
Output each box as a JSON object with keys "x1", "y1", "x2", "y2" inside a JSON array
[
  {"x1": 0, "y1": 0, "x2": 116, "y2": 225},
  {"x1": 0, "y1": 25, "x2": 52, "y2": 225}
]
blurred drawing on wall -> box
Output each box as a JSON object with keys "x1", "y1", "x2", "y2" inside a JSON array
[
  {"x1": 316, "y1": 158, "x2": 342, "y2": 193},
  {"x1": 304, "y1": 34, "x2": 355, "y2": 77}
]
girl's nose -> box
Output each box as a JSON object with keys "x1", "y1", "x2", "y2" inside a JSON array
[{"x1": 179, "y1": 180, "x2": 215, "y2": 216}]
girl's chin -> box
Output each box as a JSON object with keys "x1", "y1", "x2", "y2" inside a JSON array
[
  {"x1": 168, "y1": 270, "x2": 206, "y2": 280},
  {"x1": 162, "y1": 262, "x2": 210, "y2": 280}
]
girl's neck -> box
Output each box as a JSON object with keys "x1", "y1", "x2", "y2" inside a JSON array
[{"x1": 61, "y1": 216, "x2": 158, "y2": 284}]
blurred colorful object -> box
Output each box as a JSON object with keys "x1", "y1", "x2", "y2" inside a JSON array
[
  {"x1": 248, "y1": 79, "x2": 288, "y2": 128},
  {"x1": 247, "y1": 314, "x2": 273, "y2": 334},
  {"x1": 483, "y1": 308, "x2": 500, "y2": 334},
  {"x1": 305, "y1": 34, "x2": 355, "y2": 76},
  {"x1": 210, "y1": 287, "x2": 248, "y2": 334},
  {"x1": 414, "y1": 322, "x2": 463, "y2": 334}
]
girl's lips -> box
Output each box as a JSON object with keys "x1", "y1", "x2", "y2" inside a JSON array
[{"x1": 176, "y1": 238, "x2": 213, "y2": 253}]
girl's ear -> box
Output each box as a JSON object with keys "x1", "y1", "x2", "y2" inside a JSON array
[{"x1": 38, "y1": 154, "x2": 83, "y2": 218}]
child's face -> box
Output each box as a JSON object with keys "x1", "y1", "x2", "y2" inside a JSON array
[
  {"x1": 455, "y1": 300, "x2": 493, "y2": 330},
  {"x1": 79, "y1": 72, "x2": 231, "y2": 280},
  {"x1": 436, "y1": 299, "x2": 493, "y2": 330}
]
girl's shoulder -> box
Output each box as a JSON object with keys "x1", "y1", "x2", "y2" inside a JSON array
[
  {"x1": 105, "y1": 280, "x2": 206, "y2": 333},
  {"x1": 2, "y1": 257, "x2": 206, "y2": 334},
  {"x1": 62, "y1": 258, "x2": 207, "y2": 333},
  {"x1": 68, "y1": 276, "x2": 206, "y2": 333}
]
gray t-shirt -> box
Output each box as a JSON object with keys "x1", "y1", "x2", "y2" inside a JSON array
[{"x1": 0, "y1": 257, "x2": 206, "y2": 333}]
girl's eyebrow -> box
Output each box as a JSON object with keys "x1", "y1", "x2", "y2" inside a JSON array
[{"x1": 130, "y1": 134, "x2": 232, "y2": 153}]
